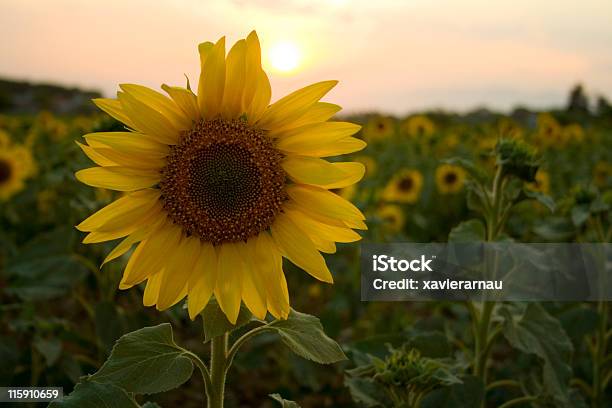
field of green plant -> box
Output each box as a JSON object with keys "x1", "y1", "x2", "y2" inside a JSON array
[{"x1": 0, "y1": 90, "x2": 610, "y2": 407}]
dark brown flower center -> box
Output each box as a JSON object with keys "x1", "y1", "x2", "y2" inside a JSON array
[
  {"x1": 398, "y1": 177, "x2": 414, "y2": 191},
  {"x1": 0, "y1": 159, "x2": 11, "y2": 184},
  {"x1": 443, "y1": 171, "x2": 458, "y2": 185},
  {"x1": 160, "y1": 118, "x2": 286, "y2": 245}
]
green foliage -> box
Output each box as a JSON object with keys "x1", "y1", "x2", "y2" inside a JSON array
[
  {"x1": 200, "y1": 298, "x2": 253, "y2": 342},
  {"x1": 90, "y1": 324, "x2": 194, "y2": 394},
  {"x1": 500, "y1": 304, "x2": 574, "y2": 406},
  {"x1": 267, "y1": 310, "x2": 347, "y2": 364},
  {"x1": 49, "y1": 381, "x2": 140, "y2": 408},
  {"x1": 269, "y1": 393, "x2": 302, "y2": 407}
]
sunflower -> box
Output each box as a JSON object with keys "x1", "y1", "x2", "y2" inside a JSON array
[
  {"x1": 497, "y1": 117, "x2": 523, "y2": 140},
  {"x1": 593, "y1": 162, "x2": 611, "y2": 188},
  {"x1": 382, "y1": 169, "x2": 423, "y2": 204},
  {"x1": 526, "y1": 170, "x2": 550, "y2": 194},
  {"x1": 363, "y1": 116, "x2": 395, "y2": 142},
  {"x1": 562, "y1": 124, "x2": 585, "y2": 144},
  {"x1": 377, "y1": 204, "x2": 405, "y2": 233},
  {"x1": 353, "y1": 155, "x2": 377, "y2": 178},
  {"x1": 75, "y1": 32, "x2": 367, "y2": 323},
  {"x1": 0, "y1": 143, "x2": 35, "y2": 201},
  {"x1": 536, "y1": 113, "x2": 565, "y2": 148},
  {"x1": 435, "y1": 164, "x2": 466, "y2": 194},
  {"x1": 401, "y1": 115, "x2": 435, "y2": 138}
]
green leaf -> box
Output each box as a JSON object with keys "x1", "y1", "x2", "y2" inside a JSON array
[
  {"x1": 269, "y1": 393, "x2": 301, "y2": 407},
  {"x1": 571, "y1": 204, "x2": 590, "y2": 227},
  {"x1": 267, "y1": 310, "x2": 347, "y2": 364},
  {"x1": 91, "y1": 323, "x2": 194, "y2": 394},
  {"x1": 0, "y1": 336, "x2": 18, "y2": 383},
  {"x1": 141, "y1": 403, "x2": 162, "y2": 408},
  {"x1": 533, "y1": 217, "x2": 575, "y2": 241},
  {"x1": 33, "y1": 337, "x2": 62, "y2": 367},
  {"x1": 448, "y1": 219, "x2": 485, "y2": 242},
  {"x1": 344, "y1": 376, "x2": 387, "y2": 407},
  {"x1": 201, "y1": 298, "x2": 253, "y2": 342},
  {"x1": 500, "y1": 304, "x2": 574, "y2": 406},
  {"x1": 420, "y1": 375, "x2": 484, "y2": 408},
  {"x1": 524, "y1": 190, "x2": 556, "y2": 212},
  {"x1": 49, "y1": 381, "x2": 139, "y2": 408},
  {"x1": 443, "y1": 157, "x2": 488, "y2": 183}
]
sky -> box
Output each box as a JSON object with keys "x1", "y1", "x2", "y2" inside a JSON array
[{"x1": 0, "y1": 0, "x2": 611, "y2": 114}]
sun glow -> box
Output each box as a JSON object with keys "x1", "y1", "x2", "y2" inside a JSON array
[{"x1": 267, "y1": 41, "x2": 302, "y2": 73}]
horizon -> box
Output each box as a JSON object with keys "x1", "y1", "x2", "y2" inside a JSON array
[{"x1": 1, "y1": 0, "x2": 611, "y2": 114}]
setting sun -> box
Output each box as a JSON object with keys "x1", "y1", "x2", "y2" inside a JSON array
[{"x1": 267, "y1": 40, "x2": 302, "y2": 73}]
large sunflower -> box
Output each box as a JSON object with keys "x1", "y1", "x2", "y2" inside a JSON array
[{"x1": 76, "y1": 32, "x2": 367, "y2": 323}]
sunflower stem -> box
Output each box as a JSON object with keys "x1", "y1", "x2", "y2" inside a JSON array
[{"x1": 207, "y1": 333, "x2": 228, "y2": 408}]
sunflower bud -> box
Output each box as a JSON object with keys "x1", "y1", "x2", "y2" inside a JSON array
[{"x1": 495, "y1": 138, "x2": 540, "y2": 182}]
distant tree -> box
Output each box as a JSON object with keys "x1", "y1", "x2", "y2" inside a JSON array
[
  {"x1": 566, "y1": 84, "x2": 590, "y2": 114},
  {"x1": 596, "y1": 95, "x2": 612, "y2": 117}
]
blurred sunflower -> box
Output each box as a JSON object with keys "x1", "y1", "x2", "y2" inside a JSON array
[
  {"x1": 593, "y1": 162, "x2": 610, "y2": 188},
  {"x1": 377, "y1": 204, "x2": 405, "y2": 233},
  {"x1": 536, "y1": 113, "x2": 565, "y2": 148},
  {"x1": 0, "y1": 143, "x2": 35, "y2": 201},
  {"x1": 526, "y1": 170, "x2": 550, "y2": 194},
  {"x1": 0, "y1": 129, "x2": 10, "y2": 148},
  {"x1": 382, "y1": 169, "x2": 423, "y2": 204},
  {"x1": 75, "y1": 32, "x2": 367, "y2": 323},
  {"x1": 562, "y1": 124, "x2": 585, "y2": 144},
  {"x1": 497, "y1": 117, "x2": 523, "y2": 139},
  {"x1": 353, "y1": 155, "x2": 377, "y2": 178},
  {"x1": 401, "y1": 115, "x2": 435, "y2": 138},
  {"x1": 435, "y1": 164, "x2": 466, "y2": 194},
  {"x1": 363, "y1": 116, "x2": 394, "y2": 141}
]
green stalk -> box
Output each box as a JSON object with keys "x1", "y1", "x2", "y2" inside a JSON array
[
  {"x1": 591, "y1": 215, "x2": 609, "y2": 408},
  {"x1": 208, "y1": 333, "x2": 228, "y2": 408}
]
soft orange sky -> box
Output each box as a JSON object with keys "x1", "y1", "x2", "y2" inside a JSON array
[{"x1": 1, "y1": 0, "x2": 611, "y2": 113}]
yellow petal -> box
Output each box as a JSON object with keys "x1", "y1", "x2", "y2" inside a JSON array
[
  {"x1": 241, "y1": 239, "x2": 267, "y2": 319},
  {"x1": 222, "y1": 39, "x2": 246, "y2": 119},
  {"x1": 214, "y1": 242, "x2": 244, "y2": 324},
  {"x1": 162, "y1": 84, "x2": 200, "y2": 122},
  {"x1": 84, "y1": 132, "x2": 169, "y2": 158},
  {"x1": 270, "y1": 102, "x2": 341, "y2": 135},
  {"x1": 157, "y1": 236, "x2": 201, "y2": 310},
  {"x1": 286, "y1": 184, "x2": 365, "y2": 225},
  {"x1": 118, "y1": 92, "x2": 179, "y2": 145},
  {"x1": 102, "y1": 215, "x2": 166, "y2": 265},
  {"x1": 270, "y1": 213, "x2": 333, "y2": 283},
  {"x1": 120, "y1": 223, "x2": 182, "y2": 288},
  {"x1": 143, "y1": 272, "x2": 163, "y2": 306},
  {"x1": 92, "y1": 98, "x2": 137, "y2": 130},
  {"x1": 76, "y1": 141, "x2": 117, "y2": 166},
  {"x1": 77, "y1": 189, "x2": 160, "y2": 231},
  {"x1": 282, "y1": 157, "x2": 365, "y2": 189},
  {"x1": 187, "y1": 243, "x2": 218, "y2": 319},
  {"x1": 299, "y1": 136, "x2": 367, "y2": 157},
  {"x1": 252, "y1": 232, "x2": 289, "y2": 319},
  {"x1": 81, "y1": 205, "x2": 159, "y2": 244},
  {"x1": 119, "y1": 84, "x2": 191, "y2": 130},
  {"x1": 243, "y1": 32, "x2": 271, "y2": 123},
  {"x1": 198, "y1": 37, "x2": 226, "y2": 118},
  {"x1": 276, "y1": 122, "x2": 361, "y2": 153},
  {"x1": 257, "y1": 81, "x2": 338, "y2": 130},
  {"x1": 75, "y1": 167, "x2": 160, "y2": 191},
  {"x1": 91, "y1": 146, "x2": 166, "y2": 171},
  {"x1": 284, "y1": 205, "x2": 361, "y2": 243}
]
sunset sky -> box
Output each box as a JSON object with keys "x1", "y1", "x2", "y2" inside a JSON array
[{"x1": 1, "y1": 0, "x2": 611, "y2": 114}]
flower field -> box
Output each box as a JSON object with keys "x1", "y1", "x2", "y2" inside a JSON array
[{"x1": 0, "y1": 85, "x2": 610, "y2": 408}]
